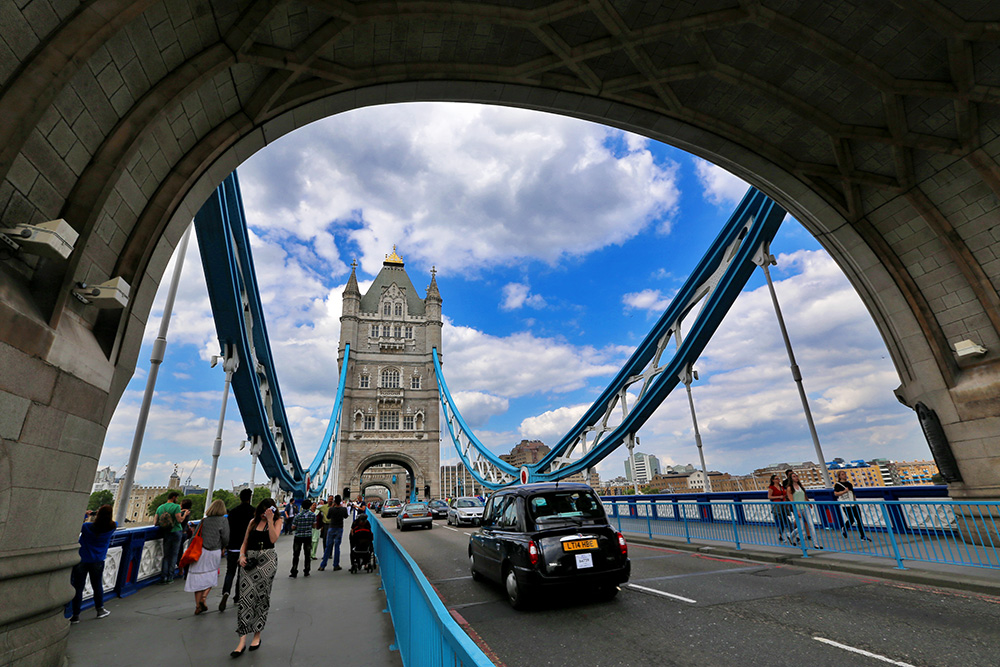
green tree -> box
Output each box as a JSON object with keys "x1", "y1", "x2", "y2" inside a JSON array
[
  {"x1": 251, "y1": 486, "x2": 272, "y2": 507},
  {"x1": 88, "y1": 489, "x2": 114, "y2": 511},
  {"x1": 212, "y1": 489, "x2": 238, "y2": 510}
]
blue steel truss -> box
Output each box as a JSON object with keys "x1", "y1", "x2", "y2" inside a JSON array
[
  {"x1": 435, "y1": 188, "x2": 787, "y2": 490},
  {"x1": 194, "y1": 172, "x2": 348, "y2": 497}
]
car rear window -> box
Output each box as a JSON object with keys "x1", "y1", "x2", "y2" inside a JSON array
[
  {"x1": 528, "y1": 490, "x2": 605, "y2": 525},
  {"x1": 404, "y1": 503, "x2": 427, "y2": 511}
]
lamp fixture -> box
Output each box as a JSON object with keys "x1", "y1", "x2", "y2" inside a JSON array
[
  {"x1": 71, "y1": 277, "x2": 130, "y2": 308},
  {"x1": 953, "y1": 339, "x2": 987, "y2": 357}
]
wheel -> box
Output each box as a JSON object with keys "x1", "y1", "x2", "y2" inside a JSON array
[
  {"x1": 596, "y1": 585, "x2": 619, "y2": 602},
  {"x1": 504, "y1": 565, "x2": 531, "y2": 610},
  {"x1": 469, "y1": 553, "x2": 483, "y2": 581}
]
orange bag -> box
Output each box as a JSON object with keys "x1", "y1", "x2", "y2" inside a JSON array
[{"x1": 178, "y1": 523, "x2": 203, "y2": 568}]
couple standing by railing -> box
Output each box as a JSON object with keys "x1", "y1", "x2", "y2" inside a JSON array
[{"x1": 767, "y1": 470, "x2": 870, "y2": 549}]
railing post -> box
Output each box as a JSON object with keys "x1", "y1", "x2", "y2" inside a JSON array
[
  {"x1": 879, "y1": 502, "x2": 907, "y2": 570},
  {"x1": 646, "y1": 503, "x2": 652, "y2": 539},
  {"x1": 732, "y1": 502, "x2": 741, "y2": 549},
  {"x1": 683, "y1": 505, "x2": 691, "y2": 544}
]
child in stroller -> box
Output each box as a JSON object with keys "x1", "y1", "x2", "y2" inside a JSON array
[{"x1": 349, "y1": 515, "x2": 375, "y2": 573}]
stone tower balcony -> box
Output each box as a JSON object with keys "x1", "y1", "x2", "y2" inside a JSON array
[{"x1": 377, "y1": 387, "x2": 403, "y2": 405}]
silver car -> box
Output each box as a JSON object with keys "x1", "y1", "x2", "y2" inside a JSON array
[
  {"x1": 396, "y1": 502, "x2": 433, "y2": 530},
  {"x1": 380, "y1": 498, "x2": 403, "y2": 517},
  {"x1": 447, "y1": 496, "x2": 484, "y2": 526}
]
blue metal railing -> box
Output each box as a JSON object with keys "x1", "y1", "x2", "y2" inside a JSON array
[
  {"x1": 601, "y1": 495, "x2": 1000, "y2": 570},
  {"x1": 368, "y1": 510, "x2": 494, "y2": 667},
  {"x1": 64, "y1": 525, "x2": 184, "y2": 616}
]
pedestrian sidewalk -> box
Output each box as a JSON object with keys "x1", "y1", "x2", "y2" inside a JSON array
[
  {"x1": 66, "y1": 538, "x2": 402, "y2": 666},
  {"x1": 627, "y1": 532, "x2": 1000, "y2": 597}
]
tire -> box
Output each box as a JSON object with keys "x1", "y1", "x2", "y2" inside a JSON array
[
  {"x1": 596, "y1": 585, "x2": 619, "y2": 602},
  {"x1": 504, "y1": 565, "x2": 531, "y2": 610},
  {"x1": 470, "y1": 553, "x2": 482, "y2": 582}
]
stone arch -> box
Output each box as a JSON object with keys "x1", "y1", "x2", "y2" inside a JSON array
[
  {"x1": 351, "y1": 451, "x2": 426, "y2": 502},
  {"x1": 4, "y1": 4, "x2": 1000, "y2": 664}
]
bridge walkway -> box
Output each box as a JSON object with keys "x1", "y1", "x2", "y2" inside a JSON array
[{"x1": 66, "y1": 535, "x2": 402, "y2": 667}]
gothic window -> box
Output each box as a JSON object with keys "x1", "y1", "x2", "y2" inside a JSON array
[
  {"x1": 382, "y1": 324, "x2": 391, "y2": 337},
  {"x1": 415, "y1": 413, "x2": 424, "y2": 430},
  {"x1": 359, "y1": 374, "x2": 370, "y2": 389},
  {"x1": 381, "y1": 368, "x2": 400, "y2": 388},
  {"x1": 393, "y1": 325, "x2": 401, "y2": 338},
  {"x1": 379, "y1": 410, "x2": 399, "y2": 430},
  {"x1": 405, "y1": 326, "x2": 413, "y2": 339},
  {"x1": 370, "y1": 324, "x2": 378, "y2": 337},
  {"x1": 410, "y1": 376, "x2": 421, "y2": 390},
  {"x1": 364, "y1": 414, "x2": 375, "y2": 430},
  {"x1": 403, "y1": 415, "x2": 414, "y2": 430},
  {"x1": 383, "y1": 302, "x2": 391, "y2": 316},
  {"x1": 394, "y1": 303, "x2": 403, "y2": 316}
]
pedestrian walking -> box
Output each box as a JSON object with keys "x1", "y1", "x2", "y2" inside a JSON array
[
  {"x1": 318, "y1": 495, "x2": 348, "y2": 572},
  {"x1": 220, "y1": 489, "x2": 255, "y2": 612},
  {"x1": 786, "y1": 472, "x2": 823, "y2": 549},
  {"x1": 154, "y1": 491, "x2": 188, "y2": 583},
  {"x1": 69, "y1": 504, "x2": 116, "y2": 624},
  {"x1": 834, "y1": 471, "x2": 870, "y2": 541},
  {"x1": 185, "y1": 499, "x2": 230, "y2": 615},
  {"x1": 767, "y1": 474, "x2": 792, "y2": 543},
  {"x1": 231, "y1": 498, "x2": 283, "y2": 657},
  {"x1": 311, "y1": 499, "x2": 326, "y2": 560},
  {"x1": 289, "y1": 500, "x2": 316, "y2": 578}
]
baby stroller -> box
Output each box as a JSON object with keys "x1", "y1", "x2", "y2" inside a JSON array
[{"x1": 349, "y1": 518, "x2": 376, "y2": 574}]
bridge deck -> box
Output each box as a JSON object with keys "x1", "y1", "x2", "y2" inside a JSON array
[{"x1": 67, "y1": 537, "x2": 402, "y2": 667}]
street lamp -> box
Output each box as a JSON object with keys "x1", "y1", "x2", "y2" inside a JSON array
[{"x1": 205, "y1": 345, "x2": 239, "y2": 516}]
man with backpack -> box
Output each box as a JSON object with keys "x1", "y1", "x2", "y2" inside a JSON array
[{"x1": 155, "y1": 491, "x2": 187, "y2": 584}]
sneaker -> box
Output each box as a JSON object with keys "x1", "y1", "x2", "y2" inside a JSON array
[
  {"x1": 332, "y1": 566, "x2": 342, "y2": 571},
  {"x1": 219, "y1": 593, "x2": 229, "y2": 612},
  {"x1": 96, "y1": 608, "x2": 111, "y2": 619},
  {"x1": 812, "y1": 544, "x2": 823, "y2": 550},
  {"x1": 289, "y1": 573, "x2": 297, "y2": 578},
  {"x1": 304, "y1": 572, "x2": 310, "y2": 577},
  {"x1": 841, "y1": 529, "x2": 848, "y2": 539},
  {"x1": 317, "y1": 567, "x2": 325, "y2": 572},
  {"x1": 69, "y1": 616, "x2": 80, "y2": 625}
]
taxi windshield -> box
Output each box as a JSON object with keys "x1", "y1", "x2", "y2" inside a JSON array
[{"x1": 528, "y1": 491, "x2": 605, "y2": 525}]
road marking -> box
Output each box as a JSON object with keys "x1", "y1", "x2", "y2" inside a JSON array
[
  {"x1": 633, "y1": 565, "x2": 764, "y2": 583},
  {"x1": 813, "y1": 637, "x2": 916, "y2": 666},
  {"x1": 444, "y1": 526, "x2": 461, "y2": 532},
  {"x1": 625, "y1": 583, "x2": 696, "y2": 604}
]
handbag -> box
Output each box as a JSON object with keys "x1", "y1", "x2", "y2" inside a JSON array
[{"x1": 178, "y1": 523, "x2": 204, "y2": 568}]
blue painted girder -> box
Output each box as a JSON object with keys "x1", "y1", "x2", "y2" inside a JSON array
[{"x1": 194, "y1": 172, "x2": 349, "y2": 497}]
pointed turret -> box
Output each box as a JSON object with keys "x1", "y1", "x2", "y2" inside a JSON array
[
  {"x1": 425, "y1": 266, "x2": 442, "y2": 352},
  {"x1": 341, "y1": 259, "x2": 361, "y2": 346}
]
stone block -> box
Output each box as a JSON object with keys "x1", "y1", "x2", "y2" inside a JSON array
[
  {"x1": 19, "y1": 402, "x2": 68, "y2": 450},
  {"x1": 7, "y1": 441, "x2": 85, "y2": 492},
  {"x1": 0, "y1": 390, "x2": 29, "y2": 440},
  {"x1": 50, "y1": 371, "x2": 108, "y2": 422},
  {"x1": 57, "y1": 414, "x2": 106, "y2": 460},
  {"x1": 0, "y1": 342, "x2": 57, "y2": 403}
]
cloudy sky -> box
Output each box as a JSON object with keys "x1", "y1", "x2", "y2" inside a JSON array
[{"x1": 99, "y1": 102, "x2": 928, "y2": 491}]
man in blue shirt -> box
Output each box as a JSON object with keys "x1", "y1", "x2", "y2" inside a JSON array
[{"x1": 289, "y1": 500, "x2": 316, "y2": 577}]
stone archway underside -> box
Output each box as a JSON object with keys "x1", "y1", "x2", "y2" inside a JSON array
[{"x1": 3, "y1": 1, "x2": 1000, "y2": 664}]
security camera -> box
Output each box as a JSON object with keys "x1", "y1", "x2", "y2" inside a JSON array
[
  {"x1": 953, "y1": 339, "x2": 987, "y2": 357},
  {"x1": 72, "y1": 277, "x2": 130, "y2": 309},
  {"x1": 0, "y1": 220, "x2": 78, "y2": 260}
]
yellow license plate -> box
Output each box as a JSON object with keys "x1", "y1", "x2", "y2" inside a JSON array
[{"x1": 562, "y1": 539, "x2": 598, "y2": 552}]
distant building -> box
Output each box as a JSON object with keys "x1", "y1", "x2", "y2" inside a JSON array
[
  {"x1": 889, "y1": 459, "x2": 939, "y2": 485},
  {"x1": 500, "y1": 439, "x2": 599, "y2": 487},
  {"x1": 625, "y1": 452, "x2": 660, "y2": 485},
  {"x1": 753, "y1": 461, "x2": 827, "y2": 488},
  {"x1": 440, "y1": 464, "x2": 488, "y2": 498}
]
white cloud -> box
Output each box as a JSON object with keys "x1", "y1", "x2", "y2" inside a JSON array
[
  {"x1": 519, "y1": 404, "x2": 589, "y2": 444},
  {"x1": 443, "y1": 320, "x2": 622, "y2": 398},
  {"x1": 695, "y1": 158, "x2": 749, "y2": 207},
  {"x1": 451, "y1": 391, "x2": 510, "y2": 428},
  {"x1": 500, "y1": 282, "x2": 546, "y2": 310},
  {"x1": 622, "y1": 288, "x2": 673, "y2": 313},
  {"x1": 238, "y1": 103, "x2": 681, "y2": 276}
]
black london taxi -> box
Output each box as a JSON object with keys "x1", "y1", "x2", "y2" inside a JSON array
[{"x1": 468, "y1": 483, "x2": 630, "y2": 609}]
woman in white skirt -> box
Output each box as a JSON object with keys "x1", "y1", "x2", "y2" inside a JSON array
[{"x1": 186, "y1": 499, "x2": 230, "y2": 615}]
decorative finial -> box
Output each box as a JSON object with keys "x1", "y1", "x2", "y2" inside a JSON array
[
  {"x1": 431, "y1": 265, "x2": 437, "y2": 277},
  {"x1": 351, "y1": 258, "x2": 357, "y2": 271},
  {"x1": 384, "y1": 245, "x2": 404, "y2": 266}
]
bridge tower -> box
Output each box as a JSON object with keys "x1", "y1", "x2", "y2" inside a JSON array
[{"x1": 336, "y1": 248, "x2": 441, "y2": 501}]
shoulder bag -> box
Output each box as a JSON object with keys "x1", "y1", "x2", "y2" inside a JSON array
[{"x1": 178, "y1": 522, "x2": 204, "y2": 568}]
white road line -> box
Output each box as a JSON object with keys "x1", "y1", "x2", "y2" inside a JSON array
[
  {"x1": 814, "y1": 637, "x2": 917, "y2": 666},
  {"x1": 625, "y1": 583, "x2": 696, "y2": 604},
  {"x1": 444, "y1": 526, "x2": 461, "y2": 532}
]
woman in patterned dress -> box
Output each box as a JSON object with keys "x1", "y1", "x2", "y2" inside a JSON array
[{"x1": 230, "y1": 498, "x2": 283, "y2": 657}]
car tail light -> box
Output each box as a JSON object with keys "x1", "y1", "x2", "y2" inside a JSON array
[
  {"x1": 617, "y1": 532, "x2": 628, "y2": 557},
  {"x1": 401, "y1": 512, "x2": 409, "y2": 518},
  {"x1": 528, "y1": 540, "x2": 539, "y2": 566}
]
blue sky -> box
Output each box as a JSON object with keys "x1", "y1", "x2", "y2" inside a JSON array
[{"x1": 99, "y1": 102, "x2": 927, "y2": 490}]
